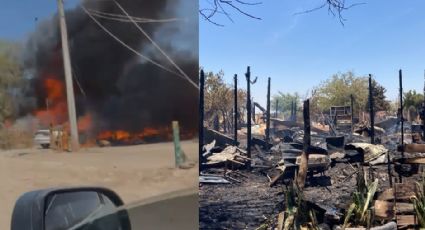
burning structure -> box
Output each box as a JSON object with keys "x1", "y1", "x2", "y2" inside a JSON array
[{"x1": 22, "y1": 0, "x2": 198, "y2": 145}]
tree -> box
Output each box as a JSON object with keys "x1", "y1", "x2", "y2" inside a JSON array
[
  {"x1": 368, "y1": 79, "x2": 391, "y2": 112},
  {"x1": 271, "y1": 92, "x2": 301, "y2": 119},
  {"x1": 204, "y1": 70, "x2": 247, "y2": 133},
  {"x1": 404, "y1": 90, "x2": 423, "y2": 110},
  {"x1": 0, "y1": 40, "x2": 23, "y2": 125},
  {"x1": 312, "y1": 72, "x2": 367, "y2": 114},
  {"x1": 311, "y1": 71, "x2": 390, "y2": 116}
]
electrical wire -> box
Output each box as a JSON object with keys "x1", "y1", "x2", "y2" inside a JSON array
[
  {"x1": 113, "y1": 0, "x2": 198, "y2": 89},
  {"x1": 88, "y1": 9, "x2": 182, "y2": 23},
  {"x1": 81, "y1": 5, "x2": 189, "y2": 83}
]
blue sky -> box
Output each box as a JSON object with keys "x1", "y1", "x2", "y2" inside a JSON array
[
  {"x1": 0, "y1": 0, "x2": 80, "y2": 41},
  {"x1": 1, "y1": 0, "x2": 424, "y2": 107},
  {"x1": 200, "y1": 0, "x2": 425, "y2": 106}
]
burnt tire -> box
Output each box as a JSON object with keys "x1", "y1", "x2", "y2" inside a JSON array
[{"x1": 41, "y1": 144, "x2": 50, "y2": 149}]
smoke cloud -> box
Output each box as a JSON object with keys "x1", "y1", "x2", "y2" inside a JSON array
[{"x1": 23, "y1": 0, "x2": 199, "y2": 140}]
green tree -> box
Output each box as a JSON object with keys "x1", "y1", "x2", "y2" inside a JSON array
[
  {"x1": 368, "y1": 79, "x2": 391, "y2": 111},
  {"x1": 312, "y1": 71, "x2": 390, "y2": 115},
  {"x1": 0, "y1": 40, "x2": 23, "y2": 125},
  {"x1": 271, "y1": 92, "x2": 301, "y2": 119},
  {"x1": 312, "y1": 72, "x2": 367, "y2": 114},
  {"x1": 403, "y1": 90, "x2": 423, "y2": 110},
  {"x1": 204, "y1": 70, "x2": 246, "y2": 133}
]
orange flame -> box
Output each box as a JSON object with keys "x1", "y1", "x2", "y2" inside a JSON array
[
  {"x1": 45, "y1": 78, "x2": 64, "y2": 101},
  {"x1": 34, "y1": 76, "x2": 68, "y2": 126},
  {"x1": 96, "y1": 127, "x2": 175, "y2": 144},
  {"x1": 32, "y1": 74, "x2": 196, "y2": 146},
  {"x1": 78, "y1": 114, "x2": 93, "y2": 132}
]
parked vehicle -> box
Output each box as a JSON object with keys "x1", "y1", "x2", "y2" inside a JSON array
[{"x1": 34, "y1": 130, "x2": 50, "y2": 149}]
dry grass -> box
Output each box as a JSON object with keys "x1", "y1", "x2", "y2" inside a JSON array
[{"x1": 0, "y1": 128, "x2": 33, "y2": 150}]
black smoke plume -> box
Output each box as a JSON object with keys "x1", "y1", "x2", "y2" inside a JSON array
[{"x1": 23, "y1": 0, "x2": 199, "y2": 140}]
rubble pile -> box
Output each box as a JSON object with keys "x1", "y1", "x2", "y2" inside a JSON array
[{"x1": 199, "y1": 116, "x2": 425, "y2": 229}]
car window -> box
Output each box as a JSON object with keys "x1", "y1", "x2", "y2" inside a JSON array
[{"x1": 45, "y1": 192, "x2": 101, "y2": 230}]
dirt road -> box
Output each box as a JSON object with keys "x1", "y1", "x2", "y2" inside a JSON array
[{"x1": 0, "y1": 140, "x2": 198, "y2": 229}]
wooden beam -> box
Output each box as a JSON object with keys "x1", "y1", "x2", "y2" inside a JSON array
[
  {"x1": 397, "y1": 215, "x2": 417, "y2": 227},
  {"x1": 374, "y1": 200, "x2": 414, "y2": 219}
]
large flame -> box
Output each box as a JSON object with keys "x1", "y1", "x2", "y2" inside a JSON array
[
  {"x1": 96, "y1": 126, "x2": 174, "y2": 144},
  {"x1": 34, "y1": 76, "x2": 68, "y2": 126},
  {"x1": 32, "y1": 74, "x2": 194, "y2": 146}
]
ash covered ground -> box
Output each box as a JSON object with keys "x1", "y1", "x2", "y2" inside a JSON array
[{"x1": 199, "y1": 119, "x2": 424, "y2": 229}]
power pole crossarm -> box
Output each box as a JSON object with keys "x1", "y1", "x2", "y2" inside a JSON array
[{"x1": 57, "y1": 0, "x2": 79, "y2": 151}]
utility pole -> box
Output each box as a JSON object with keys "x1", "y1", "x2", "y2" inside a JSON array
[
  {"x1": 234, "y1": 74, "x2": 238, "y2": 144},
  {"x1": 368, "y1": 74, "x2": 375, "y2": 145},
  {"x1": 265, "y1": 77, "x2": 271, "y2": 147},
  {"x1": 57, "y1": 0, "x2": 79, "y2": 151}
]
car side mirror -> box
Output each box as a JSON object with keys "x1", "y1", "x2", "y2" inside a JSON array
[{"x1": 11, "y1": 187, "x2": 131, "y2": 230}]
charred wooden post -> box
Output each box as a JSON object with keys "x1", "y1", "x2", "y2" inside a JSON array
[
  {"x1": 265, "y1": 77, "x2": 271, "y2": 147},
  {"x1": 422, "y1": 70, "x2": 425, "y2": 140},
  {"x1": 387, "y1": 151, "x2": 393, "y2": 187},
  {"x1": 199, "y1": 70, "x2": 205, "y2": 165},
  {"x1": 294, "y1": 101, "x2": 297, "y2": 122},
  {"x1": 246, "y1": 66, "x2": 252, "y2": 169},
  {"x1": 297, "y1": 99, "x2": 311, "y2": 190},
  {"x1": 399, "y1": 69, "x2": 404, "y2": 183},
  {"x1": 303, "y1": 100, "x2": 311, "y2": 152},
  {"x1": 368, "y1": 74, "x2": 375, "y2": 144},
  {"x1": 399, "y1": 70, "x2": 404, "y2": 157},
  {"x1": 234, "y1": 74, "x2": 238, "y2": 145},
  {"x1": 350, "y1": 94, "x2": 354, "y2": 133}
]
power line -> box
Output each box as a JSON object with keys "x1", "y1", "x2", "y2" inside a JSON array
[
  {"x1": 70, "y1": 63, "x2": 86, "y2": 98},
  {"x1": 88, "y1": 9, "x2": 182, "y2": 23},
  {"x1": 113, "y1": 0, "x2": 198, "y2": 89},
  {"x1": 81, "y1": 5, "x2": 192, "y2": 85}
]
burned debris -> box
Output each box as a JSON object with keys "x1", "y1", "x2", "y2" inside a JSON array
[{"x1": 199, "y1": 68, "x2": 425, "y2": 229}]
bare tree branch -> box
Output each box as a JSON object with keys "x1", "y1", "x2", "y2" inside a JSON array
[
  {"x1": 200, "y1": 0, "x2": 365, "y2": 26},
  {"x1": 199, "y1": 0, "x2": 262, "y2": 26},
  {"x1": 295, "y1": 0, "x2": 366, "y2": 26}
]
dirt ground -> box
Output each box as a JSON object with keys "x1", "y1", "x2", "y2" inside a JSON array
[
  {"x1": 0, "y1": 139, "x2": 198, "y2": 229},
  {"x1": 199, "y1": 159, "x2": 407, "y2": 229},
  {"x1": 200, "y1": 169, "x2": 283, "y2": 229}
]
